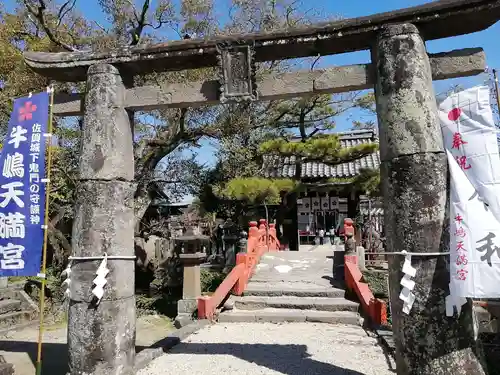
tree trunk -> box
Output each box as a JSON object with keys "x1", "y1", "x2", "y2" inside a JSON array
[
  {"x1": 134, "y1": 190, "x2": 152, "y2": 234},
  {"x1": 373, "y1": 23, "x2": 486, "y2": 375}
]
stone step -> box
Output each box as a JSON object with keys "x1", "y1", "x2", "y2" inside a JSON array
[
  {"x1": 0, "y1": 299, "x2": 22, "y2": 315},
  {"x1": 244, "y1": 282, "x2": 345, "y2": 298},
  {"x1": 234, "y1": 296, "x2": 359, "y2": 312},
  {"x1": 219, "y1": 307, "x2": 360, "y2": 325},
  {"x1": 0, "y1": 310, "x2": 33, "y2": 330}
]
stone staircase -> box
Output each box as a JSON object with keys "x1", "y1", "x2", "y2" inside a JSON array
[
  {"x1": 219, "y1": 280, "x2": 361, "y2": 325},
  {"x1": 0, "y1": 284, "x2": 38, "y2": 332}
]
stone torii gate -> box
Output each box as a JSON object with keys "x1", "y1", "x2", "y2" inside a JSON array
[{"x1": 23, "y1": 0, "x2": 500, "y2": 374}]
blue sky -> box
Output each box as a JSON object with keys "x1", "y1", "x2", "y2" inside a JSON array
[
  {"x1": 5, "y1": 0, "x2": 500, "y2": 202},
  {"x1": 6, "y1": 0, "x2": 499, "y2": 136}
]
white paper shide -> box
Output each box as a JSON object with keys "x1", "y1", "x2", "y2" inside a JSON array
[
  {"x1": 439, "y1": 85, "x2": 500, "y2": 302},
  {"x1": 399, "y1": 251, "x2": 417, "y2": 314},
  {"x1": 92, "y1": 255, "x2": 110, "y2": 305}
]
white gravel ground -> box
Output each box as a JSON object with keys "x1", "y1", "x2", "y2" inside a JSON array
[{"x1": 138, "y1": 322, "x2": 396, "y2": 375}]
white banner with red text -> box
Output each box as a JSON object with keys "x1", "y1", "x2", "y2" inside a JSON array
[{"x1": 439, "y1": 85, "x2": 500, "y2": 299}]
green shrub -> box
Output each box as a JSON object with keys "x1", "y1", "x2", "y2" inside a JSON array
[{"x1": 200, "y1": 269, "x2": 226, "y2": 293}]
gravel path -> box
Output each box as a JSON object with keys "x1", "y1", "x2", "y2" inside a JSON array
[
  {"x1": 0, "y1": 315, "x2": 174, "y2": 375},
  {"x1": 138, "y1": 322, "x2": 396, "y2": 375}
]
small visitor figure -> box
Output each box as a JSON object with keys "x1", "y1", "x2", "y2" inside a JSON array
[{"x1": 318, "y1": 228, "x2": 325, "y2": 245}]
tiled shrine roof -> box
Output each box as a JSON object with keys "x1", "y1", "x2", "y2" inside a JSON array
[{"x1": 263, "y1": 129, "x2": 380, "y2": 179}]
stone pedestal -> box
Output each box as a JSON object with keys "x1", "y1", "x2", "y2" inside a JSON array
[
  {"x1": 238, "y1": 231, "x2": 248, "y2": 254},
  {"x1": 175, "y1": 252, "x2": 206, "y2": 327},
  {"x1": 356, "y1": 246, "x2": 366, "y2": 271},
  {"x1": 223, "y1": 236, "x2": 238, "y2": 273},
  {"x1": 0, "y1": 278, "x2": 7, "y2": 289},
  {"x1": 68, "y1": 64, "x2": 136, "y2": 375},
  {"x1": 344, "y1": 235, "x2": 356, "y2": 255}
]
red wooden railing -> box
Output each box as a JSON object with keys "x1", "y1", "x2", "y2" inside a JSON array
[
  {"x1": 198, "y1": 220, "x2": 280, "y2": 320},
  {"x1": 344, "y1": 255, "x2": 387, "y2": 325}
]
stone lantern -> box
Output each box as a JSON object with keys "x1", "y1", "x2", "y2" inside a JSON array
[{"x1": 174, "y1": 227, "x2": 210, "y2": 255}]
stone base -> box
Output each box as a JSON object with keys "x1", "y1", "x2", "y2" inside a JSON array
[
  {"x1": 174, "y1": 314, "x2": 193, "y2": 329},
  {"x1": 176, "y1": 298, "x2": 200, "y2": 328},
  {"x1": 177, "y1": 298, "x2": 198, "y2": 315}
]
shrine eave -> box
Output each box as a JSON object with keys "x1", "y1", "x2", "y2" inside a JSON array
[{"x1": 24, "y1": 0, "x2": 500, "y2": 82}]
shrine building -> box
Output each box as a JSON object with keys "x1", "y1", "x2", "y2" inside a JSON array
[{"x1": 263, "y1": 129, "x2": 382, "y2": 249}]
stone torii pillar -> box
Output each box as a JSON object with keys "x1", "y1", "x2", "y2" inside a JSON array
[
  {"x1": 372, "y1": 24, "x2": 485, "y2": 374},
  {"x1": 68, "y1": 64, "x2": 136, "y2": 375}
]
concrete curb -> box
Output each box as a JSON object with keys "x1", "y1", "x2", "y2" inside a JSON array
[
  {"x1": 134, "y1": 319, "x2": 210, "y2": 372},
  {"x1": 372, "y1": 325, "x2": 395, "y2": 357}
]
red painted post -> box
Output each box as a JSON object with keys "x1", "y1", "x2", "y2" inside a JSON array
[
  {"x1": 233, "y1": 253, "x2": 248, "y2": 295},
  {"x1": 268, "y1": 223, "x2": 278, "y2": 251},
  {"x1": 376, "y1": 299, "x2": 388, "y2": 325},
  {"x1": 269, "y1": 223, "x2": 276, "y2": 233},
  {"x1": 343, "y1": 218, "x2": 355, "y2": 241},
  {"x1": 197, "y1": 296, "x2": 210, "y2": 319},
  {"x1": 248, "y1": 221, "x2": 259, "y2": 238},
  {"x1": 259, "y1": 218, "x2": 267, "y2": 230},
  {"x1": 369, "y1": 298, "x2": 387, "y2": 325},
  {"x1": 344, "y1": 255, "x2": 358, "y2": 265}
]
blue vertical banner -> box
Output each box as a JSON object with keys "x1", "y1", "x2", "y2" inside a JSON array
[{"x1": 0, "y1": 92, "x2": 49, "y2": 276}]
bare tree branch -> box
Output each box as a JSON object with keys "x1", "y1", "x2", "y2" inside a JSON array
[
  {"x1": 129, "y1": 0, "x2": 150, "y2": 45},
  {"x1": 23, "y1": 0, "x2": 80, "y2": 51},
  {"x1": 57, "y1": 0, "x2": 77, "y2": 28}
]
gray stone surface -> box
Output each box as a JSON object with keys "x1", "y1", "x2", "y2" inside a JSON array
[
  {"x1": 374, "y1": 23, "x2": 444, "y2": 162},
  {"x1": 0, "y1": 363, "x2": 13, "y2": 375},
  {"x1": 24, "y1": 0, "x2": 497, "y2": 82},
  {"x1": 173, "y1": 314, "x2": 193, "y2": 329},
  {"x1": 137, "y1": 323, "x2": 395, "y2": 375},
  {"x1": 177, "y1": 299, "x2": 197, "y2": 314},
  {"x1": 50, "y1": 49, "x2": 486, "y2": 117},
  {"x1": 244, "y1": 282, "x2": 344, "y2": 298},
  {"x1": 234, "y1": 296, "x2": 359, "y2": 312},
  {"x1": 220, "y1": 249, "x2": 361, "y2": 326},
  {"x1": 344, "y1": 237, "x2": 356, "y2": 255},
  {"x1": 474, "y1": 305, "x2": 499, "y2": 334},
  {"x1": 356, "y1": 246, "x2": 366, "y2": 270},
  {"x1": 373, "y1": 23, "x2": 485, "y2": 375},
  {"x1": 67, "y1": 298, "x2": 135, "y2": 374},
  {"x1": 68, "y1": 63, "x2": 136, "y2": 375},
  {"x1": 0, "y1": 300, "x2": 20, "y2": 315},
  {"x1": 219, "y1": 308, "x2": 360, "y2": 325},
  {"x1": 70, "y1": 181, "x2": 135, "y2": 301},
  {"x1": 80, "y1": 64, "x2": 134, "y2": 181},
  {"x1": 249, "y1": 249, "x2": 339, "y2": 286},
  {"x1": 0, "y1": 311, "x2": 33, "y2": 330}
]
